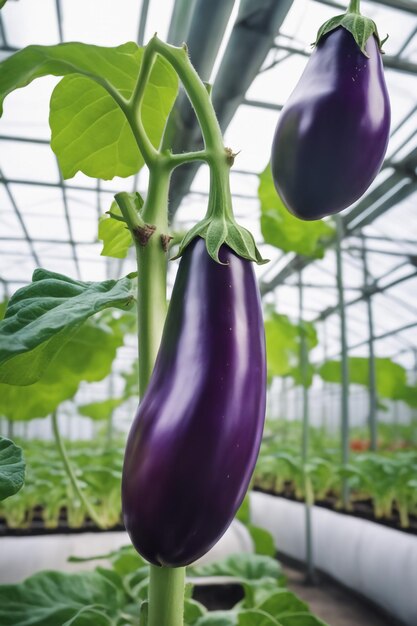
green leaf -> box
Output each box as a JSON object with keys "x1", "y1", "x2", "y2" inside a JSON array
[
  {"x1": 79, "y1": 398, "x2": 125, "y2": 421},
  {"x1": 259, "y1": 166, "x2": 334, "y2": 259},
  {"x1": 99, "y1": 194, "x2": 143, "y2": 259},
  {"x1": 0, "y1": 437, "x2": 25, "y2": 501},
  {"x1": 189, "y1": 554, "x2": 282, "y2": 583},
  {"x1": 0, "y1": 318, "x2": 124, "y2": 421},
  {"x1": 265, "y1": 311, "x2": 317, "y2": 386},
  {"x1": 236, "y1": 495, "x2": 250, "y2": 524},
  {"x1": 0, "y1": 299, "x2": 8, "y2": 321},
  {"x1": 318, "y1": 357, "x2": 407, "y2": 400},
  {"x1": 238, "y1": 609, "x2": 281, "y2": 626},
  {"x1": 0, "y1": 270, "x2": 133, "y2": 385},
  {"x1": 0, "y1": 570, "x2": 125, "y2": 626},
  {"x1": 257, "y1": 590, "x2": 308, "y2": 616},
  {"x1": 247, "y1": 525, "x2": 276, "y2": 557},
  {"x1": 62, "y1": 607, "x2": 113, "y2": 626},
  {"x1": 0, "y1": 42, "x2": 178, "y2": 179},
  {"x1": 184, "y1": 598, "x2": 207, "y2": 625},
  {"x1": 195, "y1": 613, "x2": 237, "y2": 626},
  {"x1": 279, "y1": 614, "x2": 328, "y2": 626}
]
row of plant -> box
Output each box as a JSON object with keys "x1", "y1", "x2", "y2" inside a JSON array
[
  {"x1": 2, "y1": 418, "x2": 416, "y2": 532},
  {"x1": 0, "y1": 438, "x2": 124, "y2": 531},
  {"x1": 254, "y1": 420, "x2": 417, "y2": 529}
]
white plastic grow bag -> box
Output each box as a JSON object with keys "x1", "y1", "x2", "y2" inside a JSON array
[
  {"x1": 0, "y1": 519, "x2": 253, "y2": 584},
  {"x1": 250, "y1": 491, "x2": 417, "y2": 626}
]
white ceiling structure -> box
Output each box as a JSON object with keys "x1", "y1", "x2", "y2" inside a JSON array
[{"x1": 1, "y1": 0, "x2": 417, "y2": 385}]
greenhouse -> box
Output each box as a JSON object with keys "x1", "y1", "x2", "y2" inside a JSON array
[{"x1": 0, "y1": 0, "x2": 416, "y2": 624}]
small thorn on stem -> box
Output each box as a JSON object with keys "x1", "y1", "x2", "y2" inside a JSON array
[
  {"x1": 133, "y1": 223, "x2": 156, "y2": 246},
  {"x1": 160, "y1": 233, "x2": 174, "y2": 252},
  {"x1": 225, "y1": 147, "x2": 241, "y2": 167},
  {"x1": 182, "y1": 42, "x2": 189, "y2": 54}
]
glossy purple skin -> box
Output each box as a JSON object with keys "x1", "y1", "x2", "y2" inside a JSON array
[
  {"x1": 271, "y1": 28, "x2": 391, "y2": 220},
  {"x1": 122, "y1": 237, "x2": 266, "y2": 567}
]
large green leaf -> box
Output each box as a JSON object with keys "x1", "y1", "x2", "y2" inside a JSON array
[
  {"x1": 0, "y1": 570, "x2": 124, "y2": 626},
  {"x1": 318, "y1": 357, "x2": 408, "y2": 400},
  {"x1": 0, "y1": 437, "x2": 25, "y2": 501},
  {"x1": 189, "y1": 554, "x2": 282, "y2": 583},
  {"x1": 0, "y1": 319, "x2": 124, "y2": 421},
  {"x1": 0, "y1": 270, "x2": 133, "y2": 385},
  {"x1": 257, "y1": 591, "x2": 308, "y2": 616},
  {"x1": 258, "y1": 166, "x2": 334, "y2": 258},
  {"x1": 0, "y1": 42, "x2": 178, "y2": 179},
  {"x1": 265, "y1": 311, "x2": 317, "y2": 386}
]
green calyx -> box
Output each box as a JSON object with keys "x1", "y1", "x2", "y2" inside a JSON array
[
  {"x1": 173, "y1": 215, "x2": 268, "y2": 265},
  {"x1": 313, "y1": 11, "x2": 388, "y2": 56}
]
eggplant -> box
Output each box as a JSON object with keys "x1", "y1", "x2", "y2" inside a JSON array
[
  {"x1": 122, "y1": 237, "x2": 266, "y2": 567},
  {"x1": 271, "y1": 27, "x2": 390, "y2": 220}
]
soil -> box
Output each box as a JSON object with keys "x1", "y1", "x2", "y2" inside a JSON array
[{"x1": 253, "y1": 486, "x2": 417, "y2": 535}]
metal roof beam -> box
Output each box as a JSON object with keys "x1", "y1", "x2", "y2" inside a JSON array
[
  {"x1": 273, "y1": 43, "x2": 417, "y2": 76},
  {"x1": 167, "y1": 0, "x2": 294, "y2": 218}
]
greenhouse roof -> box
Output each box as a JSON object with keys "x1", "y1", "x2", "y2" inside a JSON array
[{"x1": 1, "y1": 0, "x2": 417, "y2": 371}]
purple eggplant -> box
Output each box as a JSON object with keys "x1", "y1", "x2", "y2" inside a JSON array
[
  {"x1": 122, "y1": 237, "x2": 266, "y2": 567},
  {"x1": 271, "y1": 27, "x2": 390, "y2": 220}
]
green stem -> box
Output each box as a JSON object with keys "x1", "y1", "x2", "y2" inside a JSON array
[
  {"x1": 348, "y1": 0, "x2": 361, "y2": 14},
  {"x1": 136, "y1": 167, "x2": 170, "y2": 394},
  {"x1": 150, "y1": 37, "x2": 225, "y2": 158},
  {"x1": 148, "y1": 566, "x2": 185, "y2": 626},
  {"x1": 126, "y1": 46, "x2": 159, "y2": 167},
  {"x1": 51, "y1": 411, "x2": 104, "y2": 529}
]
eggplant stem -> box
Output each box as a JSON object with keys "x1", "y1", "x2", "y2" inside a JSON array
[
  {"x1": 148, "y1": 565, "x2": 185, "y2": 626},
  {"x1": 348, "y1": 0, "x2": 361, "y2": 14}
]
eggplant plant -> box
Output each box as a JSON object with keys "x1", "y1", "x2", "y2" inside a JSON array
[{"x1": 0, "y1": 30, "x2": 267, "y2": 625}]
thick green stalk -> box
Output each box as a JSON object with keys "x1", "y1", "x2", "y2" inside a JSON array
[
  {"x1": 148, "y1": 566, "x2": 185, "y2": 626},
  {"x1": 51, "y1": 411, "x2": 104, "y2": 529},
  {"x1": 136, "y1": 165, "x2": 170, "y2": 395}
]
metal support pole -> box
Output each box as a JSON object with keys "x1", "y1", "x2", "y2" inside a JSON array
[
  {"x1": 336, "y1": 216, "x2": 350, "y2": 509},
  {"x1": 361, "y1": 234, "x2": 378, "y2": 450},
  {"x1": 321, "y1": 319, "x2": 329, "y2": 434},
  {"x1": 411, "y1": 348, "x2": 417, "y2": 425},
  {"x1": 299, "y1": 271, "x2": 315, "y2": 583}
]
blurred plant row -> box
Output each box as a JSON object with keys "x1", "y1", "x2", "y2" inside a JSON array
[
  {"x1": 1, "y1": 419, "x2": 416, "y2": 532},
  {"x1": 254, "y1": 420, "x2": 417, "y2": 529}
]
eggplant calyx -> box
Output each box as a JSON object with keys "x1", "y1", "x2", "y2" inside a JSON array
[
  {"x1": 172, "y1": 216, "x2": 268, "y2": 265},
  {"x1": 313, "y1": 13, "x2": 388, "y2": 56}
]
